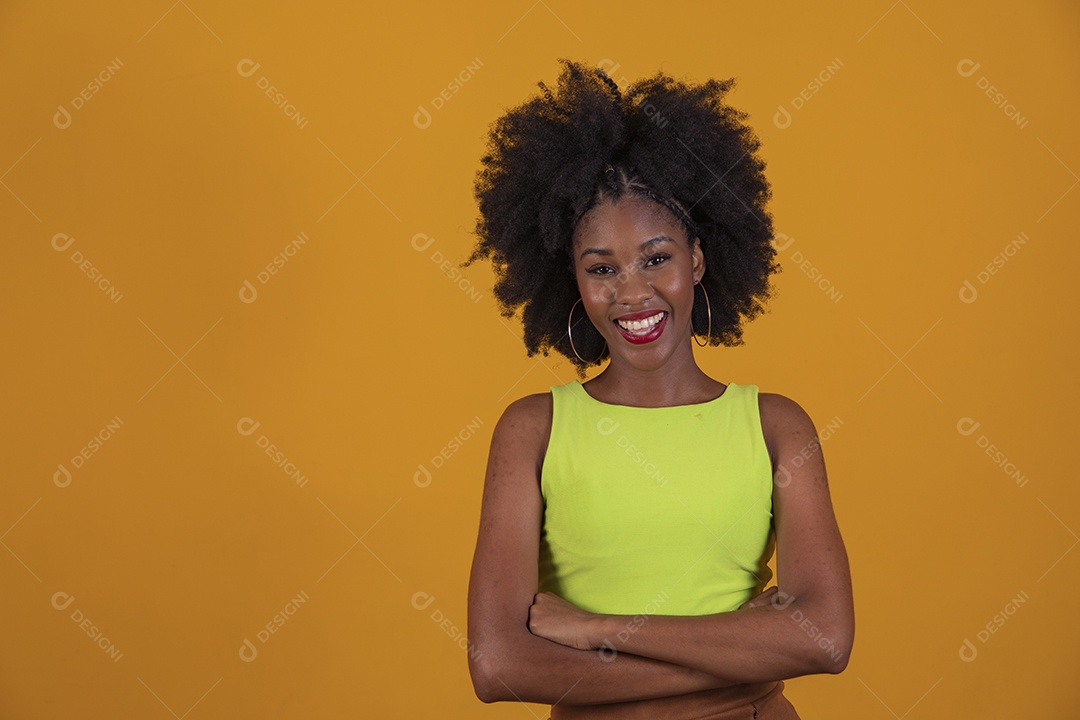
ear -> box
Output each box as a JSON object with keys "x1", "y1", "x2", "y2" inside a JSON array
[{"x1": 690, "y1": 237, "x2": 705, "y2": 283}]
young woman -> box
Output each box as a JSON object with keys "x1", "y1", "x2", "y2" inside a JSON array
[{"x1": 464, "y1": 59, "x2": 854, "y2": 719}]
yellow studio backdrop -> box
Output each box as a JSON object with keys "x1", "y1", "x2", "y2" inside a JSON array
[{"x1": 1, "y1": 1, "x2": 1077, "y2": 717}]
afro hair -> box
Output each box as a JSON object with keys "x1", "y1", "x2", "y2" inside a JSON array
[{"x1": 462, "y1": 58, "x2": 781, "y2": 377}]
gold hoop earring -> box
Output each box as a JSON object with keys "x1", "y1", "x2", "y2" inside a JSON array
[
  {"x1": 692, "y1": 281, "x2": 712, "y2": 347},
  {"x1": 568, "y1": 297, "x2": 607, "y2": 364}
]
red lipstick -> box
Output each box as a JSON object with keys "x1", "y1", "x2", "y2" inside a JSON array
[{"x1": 613, "y1": 310, "x2": 667, "y2": 345}]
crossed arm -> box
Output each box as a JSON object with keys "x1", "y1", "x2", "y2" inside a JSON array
[{"x1": 467, "y1": 391, "x2": 854, "y2": 705}]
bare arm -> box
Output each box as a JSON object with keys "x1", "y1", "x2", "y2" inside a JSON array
[
  {"x1": 466, "y1": 393, "x2": 744, "y2": 704},
  {"x1": 528, "y1": 392, "x2": 855, "y2": 681}
]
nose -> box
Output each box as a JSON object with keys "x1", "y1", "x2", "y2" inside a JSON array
[{"x1": 610, "y1": 266, "x2": 653, "y2": 305}]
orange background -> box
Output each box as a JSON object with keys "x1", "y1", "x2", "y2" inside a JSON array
[{"x1": 2, "y1": 1, "x2": 1078, "y2": 717}]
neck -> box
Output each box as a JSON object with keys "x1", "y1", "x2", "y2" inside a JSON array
[{"x1": 585, "y1": 341, "x2": 722, "y2": 407}]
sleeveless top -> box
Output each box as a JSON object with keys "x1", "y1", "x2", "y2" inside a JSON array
[{"x1": 537, "y1": 379, "x2": 776, "y2": 616}]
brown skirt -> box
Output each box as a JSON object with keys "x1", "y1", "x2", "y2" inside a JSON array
[{"x1": 548, "y1": 680, "x2": 801, "y2": 720}]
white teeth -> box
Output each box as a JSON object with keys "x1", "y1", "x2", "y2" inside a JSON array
[{"x1": 616, "y1": 311, "x2": 665, "y2": 333}]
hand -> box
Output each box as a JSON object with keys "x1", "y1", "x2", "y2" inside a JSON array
[
  {"x1": 527, "y1": 591, "x2": 603, "y2": 650},
  {"x1": 737, "y1": 585, "x2": 780, "y2": 611}
]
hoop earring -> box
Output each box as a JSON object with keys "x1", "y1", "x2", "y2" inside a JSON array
[
  {"x1": 692, "y1": 281, "x2": 712, "y2": 347},
  {"x1": 568, "y1": 297, "x2": 607, "y2": 365}
]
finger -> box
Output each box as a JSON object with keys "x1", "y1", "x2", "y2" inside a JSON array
[{"x1": 742, "y1": 586, "x2": 779, "y2": 609}]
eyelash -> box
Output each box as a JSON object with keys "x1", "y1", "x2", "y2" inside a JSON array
[{"x1": 586, "y1": 254, "x2": 671, "y2": 275}]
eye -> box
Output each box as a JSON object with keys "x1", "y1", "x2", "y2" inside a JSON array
[
  {"x1": 586, "y1": 265, "x2": 614, "y2": 275},
  {"x1": 645, "y1": 253, "x2": 671, "y2": 267}
]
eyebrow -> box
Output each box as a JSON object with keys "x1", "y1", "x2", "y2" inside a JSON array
[{"x1": 579, "y1": 236, "x2": 674, "y2": 260}]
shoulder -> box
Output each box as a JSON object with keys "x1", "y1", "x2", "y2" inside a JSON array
[
  {"x1": 492, "y1": 391, "x2": 554, "y2": 470},
  {"x1": 499, "y1": 390, "x2": 553, "y2": 429},
  {"x1": 757, "y1": 391, "x2": 819, "y2": 468},
  {"x1": 757, "y1": 391, "x2": 815, "y2": 429}
]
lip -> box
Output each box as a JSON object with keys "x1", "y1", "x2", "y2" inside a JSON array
[{"x1": 613, "y1": 311, "x2": 668, "y2": 345}]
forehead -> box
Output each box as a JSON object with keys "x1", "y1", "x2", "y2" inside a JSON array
[{"x1": 573, "y1": 195, "x2": 687, "y2": 246}]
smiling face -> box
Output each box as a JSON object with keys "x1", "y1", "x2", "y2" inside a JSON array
[{"x1": 571, "y1": 193, "x2": 705, "y2": 371}]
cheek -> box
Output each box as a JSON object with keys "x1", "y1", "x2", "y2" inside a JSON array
[
  {"x1": 577, "y1": 274, "x2": 612, "y2": 301},
  {"x1": 577, "y1": 287, "x2": 621, "y2": 328},
  {"x1": 663, "y1": 275, "x2": 696, "y2": 311},
  {"x1": 581, "y1": 288, "x2": 613, "y2": 315}
]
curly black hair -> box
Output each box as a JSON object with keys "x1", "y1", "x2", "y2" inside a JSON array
[{"x1": 461, "y1": 58, "x2": 781, "y2": 377}]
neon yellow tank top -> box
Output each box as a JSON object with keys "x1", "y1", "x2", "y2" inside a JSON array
[{"x1": 537, "y1": 379, "x2": 775, "y2": 616}]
